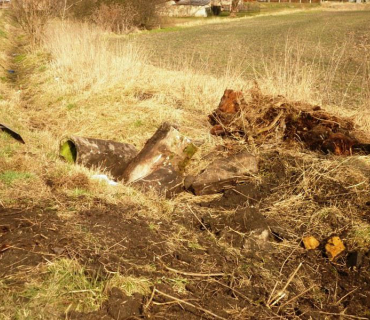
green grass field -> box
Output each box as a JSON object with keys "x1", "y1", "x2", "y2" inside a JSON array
[{"x1": 136, "y1": 9, "x2": 370, "y2": 107}]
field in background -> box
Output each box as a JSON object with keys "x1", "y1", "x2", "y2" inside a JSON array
[
  {"x1": 159, "y1": 2, "x2": 321, "y2": 26},
  {"x1": 1, "y1": 5, "x2": 370, "y2": 319},
  {"x1": 138, "y1": 9, "x2": 370, "y2": 108}
]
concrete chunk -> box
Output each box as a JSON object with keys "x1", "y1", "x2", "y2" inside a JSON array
[{"x1": 187, "y1": 151, "x2": 258, "y2": 195}]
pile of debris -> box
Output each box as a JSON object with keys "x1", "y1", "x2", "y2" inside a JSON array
[
  {"x1": 4, "y1": 86, "x2": 370, "y2": 199},
  {"x1": 59, "y1": 122, "x2": 197, "y2": 198},
  {"x1": 209, "y1": 86, "x2": 370, "y2": 155}
]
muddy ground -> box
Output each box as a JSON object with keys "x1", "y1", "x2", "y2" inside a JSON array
[{"x1": 1, "y1": 169, "x2": 370, "y2": 320}]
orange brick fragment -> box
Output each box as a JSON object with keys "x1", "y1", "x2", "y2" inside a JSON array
[
  {"x1": 303, "y1": 236, "x2": 320, "y2": 250},
  {"x1": 325, "y1": 236, "x2": 345, "y2": 261}
]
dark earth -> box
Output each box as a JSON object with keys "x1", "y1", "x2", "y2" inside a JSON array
[{"x1": 1, "y1": 178, "x2": 370, "y2": 319}]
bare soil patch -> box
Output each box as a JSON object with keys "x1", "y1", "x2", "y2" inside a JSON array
[
  {"x1": 0, "y1": 207, "x2": 69, "y2": 278},
  {"x1": 2, "y1": 186, "x2": 370, "y2": 319}
]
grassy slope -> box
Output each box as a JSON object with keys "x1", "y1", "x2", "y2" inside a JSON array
[
  {"x1": 138, "y1": 10, "x2": 370, "y2": 106},
  {"x1": 0, "y1": 6, "x2": 370, "y2": 319}
]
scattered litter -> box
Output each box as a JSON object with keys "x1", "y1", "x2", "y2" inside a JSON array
[
  {"x1": 325, "y1": 236, "x2": 345, "y2": 261},
  {"x1": 0, "y1": 123, "x2": 25, "y2": 144},
  {"x1": 302, "y1": 236, "x2": 320, "y2": 250},
  {"x1": 91, "y1": 174, "x2": 118, "y2": 186},
  {"x1": 7, "y1": 70, "x2": 15, "y2": 74}
]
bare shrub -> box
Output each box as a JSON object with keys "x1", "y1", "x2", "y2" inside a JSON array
[
  {"x1": 230, "y1": 0, "x2": 241, "y2": 17},
  {"x1": 10, "y1": 0, "x2": 65, "y2": 45},
  {"x1": 92, "y1": 3, "x2": 137, "y2": 33},
  {"x1": 92, "y1": 0, "x2": 161, "y2": 33}
]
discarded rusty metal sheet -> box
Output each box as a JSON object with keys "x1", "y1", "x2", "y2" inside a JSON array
[
  {"x1": 60, "y1": 136, "x2": 138, "y2": 180},
  {"x1": 0, "y1": 123, "x2": 25, "y2": 144}
]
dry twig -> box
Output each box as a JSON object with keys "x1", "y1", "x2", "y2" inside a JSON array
[
  {"x1": 164, "y1": 264, "x2": 226, "y2": 278},
  {"x1": 256, "y1": 110, "x2": 284, "y2": 135},
  {"x1": 278, "y1": 285, "x2": 316, "y2": 310},
  {"x1": 334, "y1": 287, "x2": 358, "y2": 306},
  {"x1": 187, "y1": 204, "x2": 215, "y2": 239},
  {"x1": 268, "y1": 262, "x2": 303, "y2": 307}
]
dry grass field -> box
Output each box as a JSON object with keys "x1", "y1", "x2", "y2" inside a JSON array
[{"x1": 0, "y1": 4, "x2": 370, "y2": 319}]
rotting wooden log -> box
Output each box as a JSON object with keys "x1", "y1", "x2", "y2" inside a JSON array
[
  {"x1": 185, "y1": 151, "x2": 258, "y2": 196},
  {"x1": 122, "y1": 122, "x2": 197, "y2": 196},
  {"x1": 0, "y1": 123, "x2": 25, "y2": 144},
  {"x1": 59, "y1": 136, "x2": 138, "y2": 180}
]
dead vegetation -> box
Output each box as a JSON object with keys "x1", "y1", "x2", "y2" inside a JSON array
[
  {"x1": 0, "y1": 9, "x2": 370, "y2": 320},
  {"x1": 209, "y1": 86, "x2": 370, "y2": 156}
]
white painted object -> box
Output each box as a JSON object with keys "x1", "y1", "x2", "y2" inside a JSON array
[
  {"x1": 91, "y1": 174, "x2": 118, "y2": 186},
  {"x1": 194, "y1": 6, "x2": 208, "y2": 17}
]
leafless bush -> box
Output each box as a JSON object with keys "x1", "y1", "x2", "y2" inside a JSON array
[
  {"x1": 230, "y1": 0, "x2": 241, "y2": 17},
  {"x1": 10, "y1": 0, "x2": 66, "y2": 45},
  {"x1": 92, "y1": 0, "x2": 161, "y2": 33},
  {"x1": 92, "y1": 3, "x2": 137, "y2": 33}
]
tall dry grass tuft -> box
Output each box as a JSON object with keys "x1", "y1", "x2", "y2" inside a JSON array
[
  {"x1": 39, "y1": 20, "x2": 247, "y2": 144},
  {"x1": 251, "y1": 38, "x2": 351, "y2": 106},
  {"x1": 36, "y1": 20, "x2": 370, "y2": 153},
  {"x1": 43, "y1": 21, "x2": 146, "y2": 95},
  {"x1": 253, "y1": 41, "x2": 319, "y2": 104},
  {"x1": 253, "y1": 36, "x2": 370, "y2": 117}
]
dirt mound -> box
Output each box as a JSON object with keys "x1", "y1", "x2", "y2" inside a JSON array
[{"x1": 209, "y1": 86, "x2": 370, "y2": 155}]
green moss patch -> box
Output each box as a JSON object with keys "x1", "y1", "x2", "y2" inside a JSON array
[{"x1": 60, "y1": 140, "x2": 77, "y2": 163}]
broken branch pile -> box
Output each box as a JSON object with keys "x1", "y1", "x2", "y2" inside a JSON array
[{"x1": 209, "y1": 86, "x2": 370, "y2": 155}]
